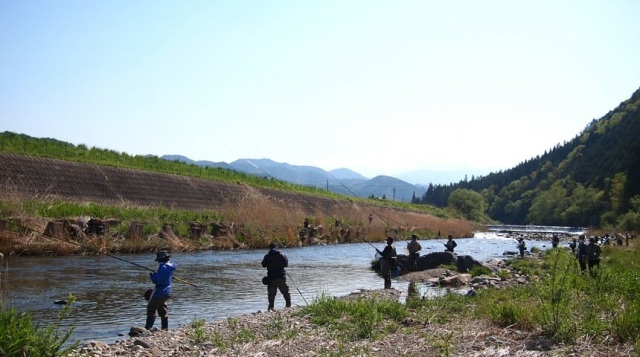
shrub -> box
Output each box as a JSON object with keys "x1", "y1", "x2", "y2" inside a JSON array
[
  {"x1": 301, "y1": 293, "x2": 407, "y2": 341},
  {"x1": 470, "y1": 265, "x2": 493, "y2": 277},
  {"x1": 0, "y1": 294, "x2": 78, "y2": 357}
]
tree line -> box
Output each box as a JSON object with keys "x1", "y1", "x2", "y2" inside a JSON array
[{"x1": 415, "y1": 87, "x2": 640, "y2": 230}]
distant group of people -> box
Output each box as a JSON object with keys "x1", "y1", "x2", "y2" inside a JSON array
[
  {"x1": 518, "y1": 233, "x2": 604, "y2": 276},
  {"x1": 573, "y1": 235, "x2": 601, "y2": 275},
  {"x1": 372, "y1": 234, "x2": 459, "y2": 289}
]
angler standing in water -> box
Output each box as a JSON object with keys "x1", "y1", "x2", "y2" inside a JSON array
[
  {"x1": 376, "y1": 237, "x2": 397, "y2": 289},
  {"x1": 261, "y1": 243, "x2": 292, "y2": 311},
  {"x1": 407, "y1": 234, "x2": 422, "y2": 270},
  {"x1": 146, "y1": 250, "x2": 176, "y2": 331},
  {"x1": 517, "y1": 237, "x2": 526, "y2": 258},
  {"x1": 444, "y1": 235, "x2": 457, "y2": 253}
]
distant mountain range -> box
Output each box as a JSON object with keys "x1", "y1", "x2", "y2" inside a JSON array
[{"x1": 161, "y1": 155, "x2": 428, "y2": 202}]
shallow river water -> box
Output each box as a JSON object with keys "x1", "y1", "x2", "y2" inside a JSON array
[{"x1": 2, "y1": 233, "x2": 557, "y2": 344}]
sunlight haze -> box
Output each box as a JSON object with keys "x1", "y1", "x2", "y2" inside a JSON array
[{"x1": 1, "y1": 1, "x2": 639, "y2": 184}]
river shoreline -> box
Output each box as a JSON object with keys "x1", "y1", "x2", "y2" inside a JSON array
[{"x1": 68, "y1": 278, "x2": 630, "y2": 357}]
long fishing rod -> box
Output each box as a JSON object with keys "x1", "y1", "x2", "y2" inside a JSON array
[
  {"x1": 321, "y1": 170, "x2": 403, "y2": 229},
  {"x1": 363, "y1": 236, "x2": 413, "y2": 274},
  {"x1": 242, "y1": 158, "x2": 408, "y2": 235},
  {"x1": 242, "y1": 159, "x2": 343, "y2": 225},
  {"x1": 243, "y1": 159, "x2": 418, "y2": 277},
  {"x1": 8, "y1": 221, "x2": 199, "y2": 288},
  {"x1": 286, "y1": 272, "x2": 308, "y2": 305}
]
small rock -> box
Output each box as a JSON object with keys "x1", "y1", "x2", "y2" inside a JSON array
[
  {"x1": 133, "y1": 339, "x2": 152, "y2": 348},
  {"x1": 88, "y1": 341, "x2": 109, "y2": 350},
  {"x1": 128, "y1": 326, "x2": 147, "y2": 337},
  {"x1": 149, "y1": 346, "x2": 163, "y2": 356}
]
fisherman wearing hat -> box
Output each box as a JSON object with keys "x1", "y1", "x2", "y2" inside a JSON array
[
  {"x1": 444, "y1": 235, "x2": 457, "y2": 253},
  {"x1": 376, "y1": 237, "x2": 397, "y2": 289},
  {"x1": 407, "y1": 234, "x2": 422, "y2": 270},
  {"x1": 145, "y1": 250, "x2": 176, "y2": 331},
  {"x1": 261, "y1": 243, "x2": 291, "y2": 311},
  {"x1": 517, "y1": 237, "x2": 526, "y2": 258}
]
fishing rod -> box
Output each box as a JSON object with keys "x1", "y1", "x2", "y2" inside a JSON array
[
  {"x1": 364, "y1": 237, "x2": 413, "y2": 273},
  {"x1": 242, "y1": 158, "x2": 413, "y2": 236},
  {"x1": 7, "y1": 221, "x2": 199, "y2": 288},
  {"x1": 241, "y1": 159, "x2": 424, "y2": 273},
  {"x1": 286, "y1": 272, "x2": 309, "y2": 305},
  {"x1": 244, "y1": 158, "x2": 418, "y2": 277}
]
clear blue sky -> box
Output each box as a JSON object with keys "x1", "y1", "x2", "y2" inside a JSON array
[{"x1": 2, "y1": 1, "x2": 639, "y2": 183}]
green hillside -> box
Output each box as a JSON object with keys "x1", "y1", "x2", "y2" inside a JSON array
[
  {"x1": 0, "y1": 131, "x2": 439, "y2": 215},
  {"x1": 421, "y1": 87, "x2": 640, "y2": 230}
]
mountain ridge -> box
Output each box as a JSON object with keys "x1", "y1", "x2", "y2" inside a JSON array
[{"x1": 161, "y1": 155, "x2": 425, "y2": 202}]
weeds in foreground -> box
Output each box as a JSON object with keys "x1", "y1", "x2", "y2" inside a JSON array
[
  {"x1": 262, "y1": 313, "x2": 299, "y2": 340},
  {"x1": 506, "y1": 256, "x2": 544, "y2": 276},
  {"x1": 469, "y1": 265, "x2": 492, "y2": 277},
  {"x1": 535, "y1": 249, "x2": 576, "y2": 341},
  {"x1": 317, "y1": 343, "x2": 373, "y2": 357},
  {"x1": 0, "y1": 294, "x2": 78, "y2": 357},
  {"x1": 301, "y1": 293, "x2": 407, "y2": 342},
  {"x1": 225, "y1": 318, "x2": 256, "y2": 344},
  {"x1": 428, "y1": 330, "x2": 456, "y2": 357},
  {"x1": 476, "y1": 286, "x2": 537, "y2": 330},
  {"x1": 186, "y1": 317, "x2": 261, "y2": 350},
  {"x1": 400, "y1": 244, "x2": 640, "y2": 349},
  {"x1": 408, "y1": 290, "x2": 473, "y2": 324},
  {"x1": 187, "y1": 318, "x2": 209, "y2": 344},
  {"x1": 484, "y1": 247, "x2": 640, "y2": 344}
]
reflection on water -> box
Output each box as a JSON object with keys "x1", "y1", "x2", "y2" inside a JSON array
[{"x1": 3, "y1": 233, "x2": 552, "y2": 344}]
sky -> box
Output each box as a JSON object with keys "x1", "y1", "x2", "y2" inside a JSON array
[{"x1": 1, "y1": 1, "x2": 639, "y2": 184}]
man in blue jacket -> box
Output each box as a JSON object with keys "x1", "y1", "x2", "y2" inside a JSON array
[
  {"x1": 146, "y1": 250, "x2": 176, "y2": 331},
  {"x1": 261, "y1": 243, "x2": 291, "y2": 311}
]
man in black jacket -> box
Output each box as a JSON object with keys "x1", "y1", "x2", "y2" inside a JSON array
[
  {"x1": 261, "y1": 243, "x2": 291, "y2": 311},
  {"x1": 376, "y1": 237, "x2": 397, "y2": 289}
]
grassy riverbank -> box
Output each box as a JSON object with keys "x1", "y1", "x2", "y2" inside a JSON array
[{"x1": 0, "y1": 197, "x2": 477, "y2": 256}]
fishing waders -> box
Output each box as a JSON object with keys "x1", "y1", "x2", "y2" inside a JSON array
[
  {"x1": 146, "y1": 295, "x2": 170, "y2": 330},
  {"x1": 267, "y1": 278, "x2": 291, "y2": 310},
  {"x1": 145, "y1": 315, "x2": 155, "y2": 330},
  {"x1": 384, "y1": 275, "x2": 392, "y2": 289}
]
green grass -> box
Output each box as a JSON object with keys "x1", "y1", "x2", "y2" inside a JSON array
[
  {"x1": 503, "y1": 247, "x2": 640, "y2": 343},
  {"x1": 300, "y1": 293, "x2": 407, "y2": 341},
  {"x1": 0, "y1": 294, "x2": 79, "y2": 357},
  {"x1": 398, "y1": 244, "x2": 640, "y2": 347},
  {"x1": 469, "y1": 265, "x2": 493, "y2": 277}
]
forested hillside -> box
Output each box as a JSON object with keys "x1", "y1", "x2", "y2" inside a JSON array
[{"x1": 420, "y1": 87, "x2": 640, "y2": 229}]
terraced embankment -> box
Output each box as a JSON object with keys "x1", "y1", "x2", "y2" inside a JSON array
[{"x1": 0, "y1": 152, "x2": 342, "y2": 213}]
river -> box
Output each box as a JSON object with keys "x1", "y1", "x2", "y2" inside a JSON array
[{"x1": 1, "y1": 232, "x2": 557, "y2": 344}]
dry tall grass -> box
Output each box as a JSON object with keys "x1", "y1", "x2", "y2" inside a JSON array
[{"x1": 0, "y1": 194, "x2": 479, "y2": 256}]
